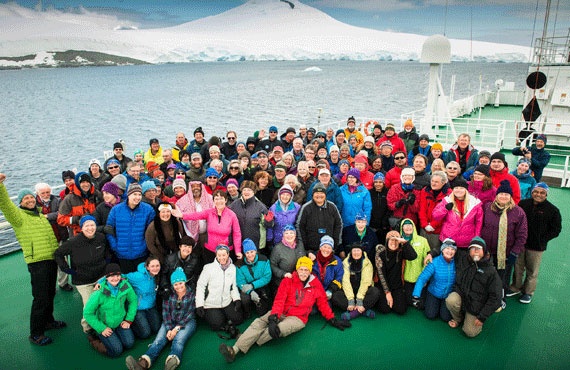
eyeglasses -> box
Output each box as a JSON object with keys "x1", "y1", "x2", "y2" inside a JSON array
[
  {"x1": 394, "y1": 156, "x2": 405, "y2": 160},
  {"x1": 305, "y1": 151, "x2": 315, "y2": 155},
  {"x1": 447, "y1": 167, "x2": 459, "y2": 170},
  {"x1": 270, "y1": 131, "x2": 277, "y2": 134},
  {"x1": 258, "y1": 155, "x2": 267, "y2": 158},
  {"x1": 108, "y1": 166, "x2": 119, "y2": 169},
  {"x1": 114, "y1": 148, "x2": 123, "y2": 151},
  {"x1": 208, "y1": 176, "x2": 218, "y2": 179},
  {"x1": 308, "y1": 166, "x2": 316, "y2": 169},
  {"x1": 227, "y1": 137, "x2": 236, "y2": 140},
  {"x1": 229, "y1": 166, "x2": 239, "y2": 170}
]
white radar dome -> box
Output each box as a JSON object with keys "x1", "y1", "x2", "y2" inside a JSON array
[{"x1": 420, "y1": 35, "x2": 451, "y2": 64}]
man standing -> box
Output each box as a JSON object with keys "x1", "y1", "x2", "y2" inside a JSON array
[
  {"x1": 188, "y1": 127, "x2": 207, "y2": 154},
  {"x1": 447, "y1": 133, "x2": 479, "y2": 175},
  {"x1": 103, "y1": 142, "x2": 132, "y2": 173},
  {"x1": 144, "y1": 138, "x2": 164, "y2": 165},
  {"x1": 171, "y1": 132, "x2": 189, "y2": 162},
  {"x1": 159, "y1": 149, "x2": 177, "y2": 175},
  {"x1": 510, "y1": 183, "x2": 561, "y2": 304},
  {"x1": 297, "y1": 182, "x2": 343, "y2": 255},
  {"x1": 57, "y1": 172, "x2": 101, "y2": 237},
  {"x1": 489, "y1": 152, "x2": 521, "y2": 204},
  {"x1": 256, "y1": 126, "x2": 283, "y2": 153},
  {"x1": 445, "y1": 237, "x2": 502, "y2": 338},
  {"x1": 219, "y1": 256, "x2": 350, "y2": 363},
  {"x1": 344, "y1": 116, "x2": 364, "y2": 147},
  {"x1": 0, "y1": 173, "x2": 66, "y2": 346},
  {"x1": 306, "y1": 168, "x2": 343, "y2": 212}
]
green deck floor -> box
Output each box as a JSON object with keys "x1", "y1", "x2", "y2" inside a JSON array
[{"x1": 2, "y1": 188, "x2": 569, "y2": 370}]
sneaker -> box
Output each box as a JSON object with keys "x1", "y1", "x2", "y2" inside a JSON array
[
  {"x1": 519, "y1": 294, "x2": 532, "y2": 304},
  {"x1": 505, "y1": 289, "x2": 520, "y2": 297},
  {"x1": 364, "y1": 309, "x2": 376, "y2": 319},
  {"x1": 45, "y1": 320, "x2": 67, "y2": 330},
  {"x1": 219, "y1": 343, "x2": 236, "y2": 363},
  {"x1": 59, "y1": 284, "x2": 73, "y2": 292},
  {"x1": 126, "y1": 355, "x2": 149, "y2": 370},
  {"x1": 164, "y1": 355, "x2": 180, "y2": 370},
  {"x1": 29, "y1": 335, "x2": 53, "y2": 346}
]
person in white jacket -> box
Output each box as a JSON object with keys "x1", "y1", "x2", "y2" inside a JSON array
[{"x1": 195, "y1": 245, "x2": 244, "y2": 335}]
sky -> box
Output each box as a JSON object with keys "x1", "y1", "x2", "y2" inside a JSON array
[{"x1": 5, "y1": 0, "x2": 570, "y2": 46}]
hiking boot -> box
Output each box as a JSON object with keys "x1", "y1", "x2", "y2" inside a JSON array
[
  {"x1": 364, "y1": 309, "x2": 376, "y2": 319},
  {"x1": 519, "y1": 294, "x2": 532, "y2": 304},
  {"x1": 505, "y1": 289, "x2": 520, "y2": 297},
  {"x1": 45, "y1": 320, "x2": 67, "y2": 330},
  {"x1": 59, "y1": 284, "x2": 73, "y2": 292},
  {"x1": 219, "y1": 343, "x2": 236, "y2": 363},
  {"x1": 29, "y1": 335, "x2": 53, "y2": 346},
  {"x1": 165, "y1": 354, "x2": 180, "y2": 370},
  {"x1": 126, "y1": 355, "x2": 149, "y2": 370},
  {"x1": 89, "y1": 338, "x2": 107, "y2": 355}
]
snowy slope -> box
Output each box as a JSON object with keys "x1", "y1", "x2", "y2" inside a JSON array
[{"x1": 0, "y1": 0, "x2": 530, "y2": 65}]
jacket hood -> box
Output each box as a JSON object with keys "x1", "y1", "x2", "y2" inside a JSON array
[{"x1": 399, "y1": 218, "x2": 418, "y2": 240}]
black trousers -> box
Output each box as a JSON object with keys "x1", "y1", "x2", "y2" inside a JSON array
[
  {"x1": 28, "y1": 260, "x2": 57, "y2": 336},
  {"x1": 376, "y1": 287, "x2": 408, "y2": 315},
  {"x1": 204, "y1": 301, "x2": 244, "y2": 331},
  {"x1": 118, "y1": 256, "x2": 147, "y2": 274}
]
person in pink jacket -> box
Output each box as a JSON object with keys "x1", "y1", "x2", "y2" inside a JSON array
[
  {"x1": 172, "y1": 190, "x2": 242, "y2": 263},
  {"x1": 431, "y1": 178, "x2": 483, "y2": 251}
]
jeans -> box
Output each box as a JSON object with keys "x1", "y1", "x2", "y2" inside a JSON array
[
  {"x1": 146, "y1": 320, "x2": 197, "y2": 362},
  {"x1": 28, "y1": 260, "x2": 57, "y2": 336},
  {"x1": 98, "y1": 326, "x2": 135, "y2": 358},
  {"x1": 132, "y1": 307, "x2": 162, "y2": 339},
  {"x1": 424, "y1": 291, "x2": 451, "y2": 321}
]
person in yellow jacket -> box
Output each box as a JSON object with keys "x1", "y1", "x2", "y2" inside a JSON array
[
  {"x1": 144, "y1": 138, "x2": 164, "y2": 165},
  {"x1": 0, "y1": 173, "x2": 65, "y2": 346},
  {"x1": 400, "y1": 218, "x2": 431, "y2": 308}
]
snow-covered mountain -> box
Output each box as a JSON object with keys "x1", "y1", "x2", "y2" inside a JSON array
[{"x1": 0, "y1": 0, "x2": 530, "y2": 67}]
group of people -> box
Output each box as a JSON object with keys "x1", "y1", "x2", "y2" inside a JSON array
[{"x1": 0, "y1": 117, "x2": 562, "y2": 368}]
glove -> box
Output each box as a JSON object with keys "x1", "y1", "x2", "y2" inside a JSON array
[
  {"x1": 250, "y1": 290, "x2": 260, "y2": 304},
  {"x1": 234, "y1": 300, "x2": 242, "y2": 313},
  {"x1": 103, "y1": 225, "x2": 115, "y2": 236},
  {"x1": 264, "y1": 211, "x2": 274, "y2": 223},
  {"x1": 268, "y1": 314, "x2": 281, "y2": 339},
  {"x1": 407, "y1": 193, "x2": 416, "y2": 204},
  {"x1": 328, "y1": 318, "x2": 352, "y2": 331},
  {"x1": 240, "y1": 283, "x2": 254, "y2": 294},
  {"x1": 507, "y1": 252, "x2": 518, "y2": 266},
  {"x1": 395, "y1": 199, "x2": 405, "y2": 208},
  {"x1": 46, "y1": 212, "x2": 58, "y2": 222},
  {"x1": 62, "y1": 268, "x2": 77, "y2": 276},
  {"x1": 425, "y1": 224, "x2": 435, "y2": 232},
  {"x1": 71, "y1": 216, "x2": 80, "y2": 225},
  {"x1": 445, "y1": 202, "x2": 454, "y2": 211},
  {"x1": 196, "y1": 307, "x2": 205, "y2": 318}
]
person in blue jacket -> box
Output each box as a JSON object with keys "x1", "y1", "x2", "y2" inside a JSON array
[
  {"x1": 236, "y1": 239, "x2": 272, "y2": 317},
  {"x1": 106, "y1": 183, "x2": 155, "y2": 273},
  {"x1": 511, "y1": 134, "x2": 550, "y2": 182},
  {"x1": 412, "y1": 238, "x2": 456, "y2": 322},
  {"x1": 338, "y1": 168, "x2": 372, "y2": 229},
  {"x1": 306, "y1": 169, "x2": 343, "y2": 212},
  {"x1": 311, "y1": 235, "x2": 344, "y2": 303},
  {"x1": 125, "y1": 256, "x2": 162, "y2": 339}
]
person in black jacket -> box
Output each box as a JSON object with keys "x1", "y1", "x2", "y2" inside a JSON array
[
  {"x1": 159, "y1": 236, "x2": 202, "y2": 301},
  {"x1": 445, "y1": 236, "x2": 502, "y2": 337},
  {"x1": 54, "y1": 215, "x2": 109, "y2": 340},
  {"x1": 369, "y1": 172, "x2": 390, "y2": 243},
  {"x1": 510, "y1": 183, "x2": 561, "y2": 304}
]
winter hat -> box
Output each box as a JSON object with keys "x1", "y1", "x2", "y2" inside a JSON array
[
  {"x1": 518, "y1": 158, "x2": 531, "y2": 166},
  {"x1": 153, "y1": 170, "x2": 165, "y2": 179},
  {"x1": 379, "y1": 141, "x2": 393, "y2": 150},
  {"x1": 496, "y1": 179, "x2": 513, "y2": 196},
  {"x1": 419, "y1": 134, "x2": 429, "y2": 142},
  {"x1": 385, "y1": 123, "x2": 396, "y2": 131},
  {"x1": 285, "y1": 127, "x2": 296, "y2": 135},
  {"x1": 205, "y1": 167, "x2": 220, "y2": 178},
  {"x1": 339, "y1": 159, "x2": 350, "y2": 167},
  {"x1": 133, "y1": 149, "x2": 144, "y2": 158},
  {"x1": 320, "y1": 235, "x2": 334, "y2": 248},
  {"x1": 451, "y1": 177, "x2": 469, "y2": 189},
  {"x1": 316, "y1": 131, "x2": 326, "y2": 139},
  {"x1": 354, "y1": 155, "x2": 368, "y2": 164},
  {"x1": 209, "y1": 145, "x2": 220, "y2": 153},
  {"x1": 74, "y1": 172, "x2": 91, "y2": 189},
  {"x1": 166, "y1": 163, "x2": 177, "y2": 171},
  {"x1": 269, "y1": 126, "x2": 278, "y2": 133},
  {"x1": 374, "y1": 172, "x2": 385, "y2": 182},
  {"x1": 440, "y1": 238, "x2": 457, "y2": 252},
  {"x1": 490, "y1": 152, "x2": 507, "y2": 167},
  {"x1": 347, "y1": 116, "x2": 356, "y2": 124},
  {"x1": 279, "y1": 184, "x2": 294, "y2": 197},
  {"x1": 242, "y1": 238, "x2": 257, "y2": 253},
  {"x1": 347, "y1": 168, "x2": 361, "y2": 181},
  {"x1": 308, "y1": 128, "x2": 316, "y2": 135},
  {"x1": 474, "y1": 164, "x2": 490, "y2": 177},
  {"x1": 172, "y1": 179, "x2": 187, "y2": 191},
  {"x1": 273, "y1": 146, "x2": 284, "y2": 153},
  {"x1": 296, "y1": 256, "x2": 313, "y2": 271},
  {"x1": 312, "y1": 182, "x2": 326, "y2": 194},
  {"x1": 479, "y1": 150, "x2": 491, "y2": 159},
  {"x1": 113, "y1": 142, "x2": 123, "y2": 150},
  {"x1": 318, "y1": 168, "x2": 331, "y2": 176},
  {"x1": 152, "y1": 178, "x2": 162, "y2": 187},
  {"x1": 215, "y1": 244, "x2": 230, "y2": 253},
  {"x1": 62, "y1": 170, "x2": 75, "y2": 181},
  {"x1": 533, "y1": 182, "x2": 549, "y2": 194},
  {"x1": 535, "y1": 134, "x2": 547, "y2": 144},
  {"x1": 364, "y1": 136, "x2": 375, "y2": 144},
  {"x1": 329, "y1": 145, "x2": 340, "y2": 153},
  {"x1": 283, "y1": 224, "x2": 296, "y2": 233},
  {"x1": 355, "y1": 212, "x2": 367, "y2": 221},
  {"x1": 79, "y1": 215, "x2": 96, "y2": 228},
  {"x1": 89, "y1": 159, "x2": 101, "y2": 168},
  {"x1": 102, "y1": 181, "x2": 120, "y2": 199},
  {"x1": 190, "y1": 152, "x2": 202, "y2": 161},
  {"x1": 274, "y1": 161, "x2": 287, "y2": 171},
  {"x1": 225, "y1": 178, "x2": 239, "y2": 189},
  {"x1": 141, "y1": 180, "x2": 157, "y2": 195},
  {"x1": 127, "y1": 183, "x2": 142, "y2": 196},
  {"x1": 240, "y1": 180, "x2": 257, "y2": 192},
  {"x1": 469, "y1": 236, "x2": 487, "y2": 254},
  {"x1": 403, "y1": 119, "x2": 414, "y2": 128},
  {"x1": 335, "y1": 129, "x2": 345, "y2": 137},
  {"x1": 111, "y1": 174, "x2": 127, "y2": 191},
  {"x1": 149, "y1": 138, "x2": 159, "y2": 146},
  {"x1": 401, "y1": 167, "x2": 415, "y2": 178},
  {"x1": 105, "y1": 263, "x2": 121, "y2": 277},
  {"x1": 170, "y1": 267, "x2": 187, "y2": 285},
  {"x1": 193, "y1": 127, "x2": 204, "y2": 136},
  {"x1": 17, "y1": 189, "x2": 34, "y2": 204},
  {"x1": 431, "y1": 142, "x2": 443, "y2": 151}
]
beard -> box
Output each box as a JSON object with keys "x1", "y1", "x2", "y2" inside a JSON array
[{"x1": 472, "y1": 255, "x2": 481, "y2": 262}]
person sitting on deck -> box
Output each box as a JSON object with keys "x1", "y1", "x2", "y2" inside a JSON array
[
  {"x1": 218, "y1": 256, "x2": 351, "y2": 363},
  {"x1": 236, "y1": 239, "x2": 272, "y2": 318}
]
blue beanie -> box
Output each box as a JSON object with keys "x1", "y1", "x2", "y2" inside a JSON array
[
  {"x1": 533, "y1": 182, "x2": 549, "y2": 193},
  {"x1": 283, "y1": 224, "x2": 296, "y2": 233},
  {"x1": 170, "y1": 267, "x2": 187, "y2": 285},
  {"x1": 205, "y1": 167, "x2": 220, "y2": 178},
  {"x1": 374, "y1": 172, "x2": 385, "y2": 181},
  {"x1": 141, "y1": 180, "x2": 156, "y2": 194},
  {"x1": 17, "y1": 188, "x2": 35, "y2": 204},
  {"x1": 79, "y1": 215, "x2": 97, "y2": 228},
  {"x1": 335, "y1": 129, "x2": 345, "y2": 136},
  {"x1": 216, "y1": 244, "x2": 230, "y2": 253},
  {"x1": 320, "y1": 235, "x2": 334, "y2": 248},
  {"x1": 269, "y1": 126, "x2": 278, "y2": 133},
  {"x1": 242, "y1": 238, "x2": 257, "y2": 253},
  {"x1": 355, "y1": 212, "x2": 367, "y2": 221}
]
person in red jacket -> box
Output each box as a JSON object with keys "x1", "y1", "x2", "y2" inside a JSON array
[
  {"x1": 57, "y1": 172, "x2": 101, "y2": 237},
  {"x1": 488, "y1": 152, "x2": 521, "y2": 204},
  {"x1": 384, "y1": 151, "x2": 408, "y2": 189},
  {"x1": 218, "y1": 256, "x2": 350, "y2": 363},
  {"x1": 376, "y1": 123, "x2": 407, "y2": 155},
  {"x1": 418, "y1": 171, "x2": 451, "y2": 254}
]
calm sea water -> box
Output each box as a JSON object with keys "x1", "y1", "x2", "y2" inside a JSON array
[{"x1": 0, "y1": 60, "x2": 528, "y2": 193}]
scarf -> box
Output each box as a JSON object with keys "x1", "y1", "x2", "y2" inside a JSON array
[
  {"x1": 348, "y1": 184, "x2": 358, "y2": 193},
  {"x1": 282, "y1": 238, "x2": 296, "y2": 249},
  {"x1": 455, "y1": 198, "x2": 465, "y2": 220},
  {"x1": 316, "y1": 251, "x2": 333, "y2": 281},
  {"x1": 494, "y1": 201, "x2": 508, "y2": 269},
  {"x1": 219, "y1": 259, "x2": 231, "y2": 271}
]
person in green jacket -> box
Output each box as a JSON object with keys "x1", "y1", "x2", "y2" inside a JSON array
[
  {"x1": 84, "y1": 263, "x2": 138, "y2": 357},
  {"x1": 0, "y1": 173, "x2": 65, "y2": 346},
  {"x1": 400, "y1": 218, "x2": 431, "y2": 308}
]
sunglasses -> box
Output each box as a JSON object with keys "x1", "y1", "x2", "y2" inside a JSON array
[
  {"x1": 394, "y1": 156, "x2": 405, "y2": 160},
  {"x1": 208, "y1": 176, "x2": 218, "y2": 179},
  {"x1": 229, "y1": 166, "x2": 239, "y2": 170},
  {"x1": 305, "y1": 151, "x2": 315, "y2": 155},
  {"x1": 108, "y1": 166, "x2": 119, "y2": 169},
  {"x1": 447, "y1": 167, "x2": 459, "y2": 170},
  {"x1": 227, "y1": 137, "x2": 236, "y2": 140},
  {"x1": 308, "y1": 166, "x2": 316, "y2": 169}
]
